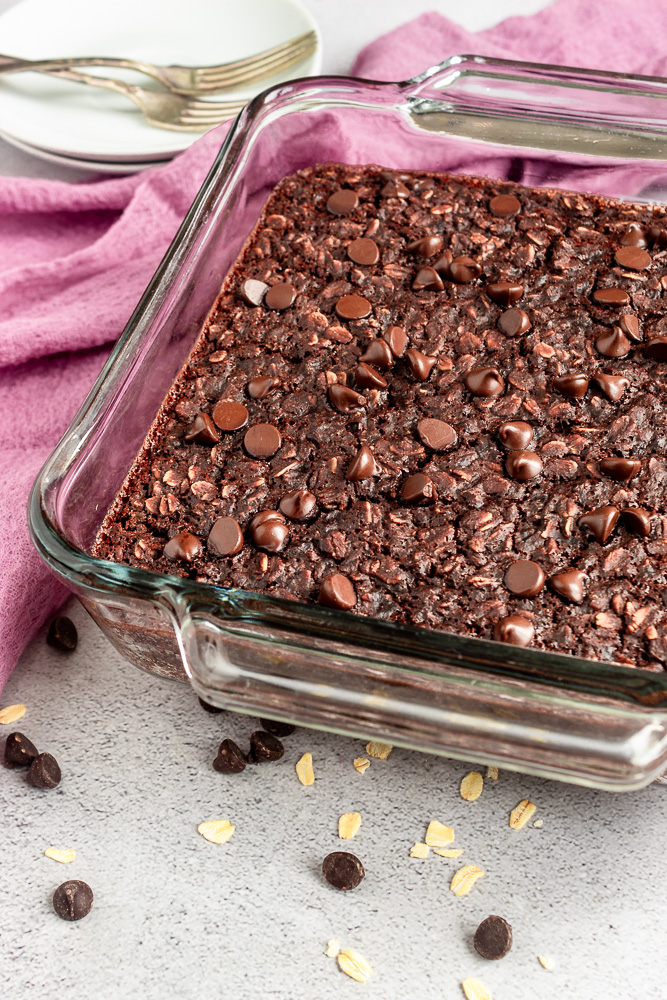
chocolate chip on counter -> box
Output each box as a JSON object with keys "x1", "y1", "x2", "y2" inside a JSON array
[
  {"x1": 247, "y1": 730, "x2": 285, "y2": 763},
  {"x1": 621, "y1": 507, "x2": 652, "y2": 537},
  {"x1": 335, "y1": 293, "x2": 372, "y2": 320},
  {"x1": 493, "y1": 615, "x2": 534, "y2": 646},
  {"x1": 384, "y1": 325, "x2": 408, "y2": 358},
  {"x1": 360, "y1": 338, "x2": 394, "y2": 369},
  {"x1": 27, "y1": 752, "x2": 61, "y2": 789},
  {"x1": 198, "y1": 697, "x2": 225, "y2": 714},
  {"x1": 53, "y1": 880, "x2": 93, "y2": 921},
  {"x1": 279, "y1": 489, "x2": 317, "y2": 521},
  {"x1": 355, "y1": 363, "x2": 388, "y2": 390},
  {"x1": 184, "y1": 412, "x2": 220, "y2": 445},
  {"x1": 449, "y1": 256, "x2": 482, "y2": 283},
  {"x1": 406, "y1": 234, "x2": 443, "y2": 258},
  {"x1": 244, "y1": 422, "x2": 282, "y2": 459},
  {"x1": 474, "y1": 915, "x2": 513, "y2": 960},
  {"x1": 504, "y1": 560, "x2": 546, "y2": 598},
  {"x1": 247, "y1": 375, "x2": 281, "y2": 400},
  {"x1": 404, "y1": 348, "x2": 437, "y2": 381},
  {"x1": 212, "y1": 399, "x2": 249, "y2": 432},
  {"x1": 592, "y1": 286, "x2": 631, "y2": 306},
  {"x1": 208, "y1": 516, "x2": 244, "y2": 557},
  {"x1": 265, "y1": 282, "x2": 296, "y2": 311},
  {"x1": 599, "y1": 457, "x2": 641, "y2": 482},
  {"x1": 322, "y1": 851, "x2": 365, "y2": 890},
  {"x1": 552, "y1": 374, "x2": 589, "y2": 399},
  {"x1": 489, "y1": 194, "x2": 521, "y2": 218},
  {"x1": 46, "y1": 616, "x2": 78, "y2": 653},
  {"x1": 347, "y1": 445, "x2": 376, "y2": 481},
  {"x1": 619, "y1": 314, "x2": 641, "y2": 341},
  {"x1": 548, "y1": 570, "x2": 586, "y2": 604},
  {"x1": 381, "y1": 179, "x2": 409, "y2": 198},
  {"x1": 498, "y1": 308, "x2": 531, "y2": 337},
  {"x1": 486, "y1": 281, "x2": 523, "y2": 306},
  {"x1": 417, "y1": 417, "x2": 457, "y2": 452},
  {"x1": 4, "y1": 731, "x2": 38, "y2": 768},
  {"x1": 326, "y1": 188, "x2": 358, "y2": 215},
  {"x1": 412, "y1": 266, "x2": 444, "y2": 292},
  {"x1": 644, "y1": 336, "x2": 667, "y2": 360},
  {"x1": 347, "y1": 237, "x2": 380, "y2": 266},
  {"x1": 591, "y1": 373, "x2": 630, "y2": 402},
  {"x1": 465, "y1": 366, "x2": 504, "y2": 397},
  {"x1": 250, "y1": 510, "x2": 290, "y2": 553},
  {"x1": 614, "y1": 246, "x2": 651, "y2": 270},
  {"x1": 579, "y1": 505, "x2": 619, "y2": 544},
  {"x1": 213, "y1": 738, "x2": 246, "y2": 773},
  {"x1": 498, "y1": 421, "x2": 533, "y2": 450},
  {"x1": 259, "y1": 719, "x2": 296, "y2": 738},
  {"x1": 318, "y1": 573, "x2": 357, "y2": 611},
  {"x1": 163, "y1": 531, "x2": 203, "y2": 562},
  {"x1": 238, "y1": 278, "x2": 268, "y2": 306},
  {"x1": 595, "y1": 327, "x2": 631, "y2": 358},
  {"x1": 619, "y1": 223, "x2": 647, "y2": 248},
  {"x1": 505, "y1": 450, "x2": 543, "y2": 481},
  {"x1": 402, "y1": 473, "x2": 435, "y2": 505}
]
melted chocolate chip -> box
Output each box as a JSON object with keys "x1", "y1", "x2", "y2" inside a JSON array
[
  {"x1": 347, "y1": 237, "x2": 380, "y2": 266},
  {"x1": 347, "y1": 444, "x2": 376, "y2": 481},
  {"x1": 644, "y1": 337, "x2": 667, "y2": 360},
  {"x1": 360, "y1": 338, "x2": 394, "y2": 369},
  {"x1": 417, "y1": 418, "x2": 457, "y2": 452},
  {"x1": 552, "y1": 374, "x2": 589, "y2": 399},
  {"x1": 208, "y1": 516, "x2": 244, "y2": 557},
  {"x1": 53, "y1": 881, "x2": 93, "y2": 921},
  {"x1": 449, "y1": 256, "x2": 482, "y2": 283},
  {"x1": 322, "y1": 851, "x2": 365, "y2": 890},
  {"x1": 164, "y1": 531, "x2": 203, "y2": 562},
  {"x1": 619, "y1": 314, "x2": 641, "y2": 342},
  {"x1": 279, "y1": 489, "x2": 317, "y2": 521},
  {"x1": 548, "y1": 570, "x2": 586, "y2": 604},
  {"x1": 595, "y1": 327, "x2": 631, "y2": 358},
  {"x1": 335, "y1": 293, "x2": 372, "y2": 320},
  {"x1": 212, "y1": 399, "x2": 249, "y2": 431},
  {"x1": 621, "y1": 507, "x2": 652, "y2": 536},
  {"x1": 474, "y1": 915, "x2": 513, "y2": 960},
  {"x1": 465, "y1": 366, "x2": 505, "y2": 397},
  {"x1": 4, "y1": 731, "x2": 38, "y2": 768},
  {"x1": 412, "y1": 266, "x2": 444, "y2": 292},
  {"x1": 355, "y1": 363, "x2": 388, "y2": 390},
  {"x1": 614, "y1": 246, "x2": 651, "y2": 270},
  {"x1": 250, "y1": 510, "x2": 290, "y2": 553},
  {"x1": 406, "y1": 234, "x2": 443, "y2": 258},
  {"x1": 504, "y1": 560, "x2": 546, "y2": 598},
  {"x1": 184, "y1": 412, "x2": 220, "y2": 444},
  {"x1": 593, "y1": 287, "x2": 631, "y2": 306},
  {"x1": 579, "y1": 505, "x2": 619, "y2": 544},
  {"x1": 384, "y1": 326, "x2": 408, "y2": 358},
  {"x1": 486, "y1": 281, "x2": 523, "y2": 307},
  {"x1": 27, "y1": 752, "x2": 61, "y2": 789},
  {"x1": 213, "y1": 739, "x2": 246, "y2": 774},
  {"x1": 599, "y1": 457, "x2": 641, "y2": 482},
  {"x1": 328, "y1": 384, "x2": 367, "y2": 413},
  {"x1": 498, "y1": 421, "x2": 533, "y2": 450},
  {"x1": 619, "y1": 223, "x2": 647, "y2": 248},
  {"x1": 498, "y1": 308, "x2": 531, "y2": 337},
  {"x1": 247, "y1": 375, "x2": 281, "y2": 400},
  {"x1": 493, "y1": 615, "x2": 534, "y2": 646},
  {"x1": 381, "y1": 179, "x2": 409, "y2": 198},
  {"x1": 505, "y1": 450, "x2": 543, "y2": 481},
  {"x1": 489, "y1": 194, "x2": 521, "y2": 217},
  {"x1": 265, "y1": 282, "x2": 296, "y2": 310},
  {"x1": 404, "y1": 348, "x2": 437, "y2": 381},
  {"x1": 326, "y1": 188, "x2": 358, "y2": 215},
  {"x1": 247, "y1": 730, "x2": 284, "y2": 763},
  {"x1": 402, "y1": 473, "x2": 435, "y2": 505},
  {"x1": 318, "y1": 573, "x2": 357, "y2": 610},
  {"x1": 238, "y1": 278, "x2": 268, "y2": 306},
  {"x1": 244, "y1": 423, "x2": 282, "y2": 459},
  {"x1": 591, "y1": 373, "x2": 630, "y2": 402}
]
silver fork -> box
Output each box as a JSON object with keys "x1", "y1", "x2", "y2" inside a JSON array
[{"x1": 0, "y1": 30, "x2": 317, "y2": 95}]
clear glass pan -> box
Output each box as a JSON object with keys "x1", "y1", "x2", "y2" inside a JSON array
[{"x1": 29, "y1": 55, "x2": 667, "y2": 790}]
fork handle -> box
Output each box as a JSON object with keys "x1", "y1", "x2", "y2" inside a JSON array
[{"x1": 0, "y1": 52, "x2": 164, "y2": 84}]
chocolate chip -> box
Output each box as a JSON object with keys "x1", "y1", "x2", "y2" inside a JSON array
[
  {"x1": 486, "y1": 281, "x2": 523, "y2": 306},
  {"x1": 318, "y1": 573, "x2": 357, "y2": 610},
  {"x1": 53, "y1": 880, "x2": 93, "y2": 921},
  {"x1": 498, "y1": 421, "x2": 533, "y2": 450},
  {"x1": 619, "y1": 314, "x2": 641, "y2": 341},
  {"x1": 493, "y1": 615, "x2": 534, "y2": 646},
  {"x1": 465, "y1": 366, "x2": 504, "y2": 397},
  {"x1": 247, "y1": 375, "x2": 281, "y2": 400},
  {"x1": 279, "y1": 489, "x2": 317, "y2": 521},
  {"x1": 384, "y1": 326, "x2": 408, "y2": 358},
  {"x1": 198, "y1": 697, "x2": 224, "y2": 713},
  {"x1": 599, "y1": 457, "x2": 641, "y2": 482},
  {"x1": 347, "y1": 444, "x2": 376, "y2": 481},
  {"x1": 208, "y1": 516, "x2": 244, "y2": 557},
  {"x1": 184, "y1": 412, "x2": 220, "y2": 444},
  {"x1": 211, "y1": 738, "x2": 245, "y2": 773},
  {"x1": 322, "y1": 851, "x2": 365, "y2": 890},
  {"x1": 238, "y1": 278, "x2": 268, "y2": 306},
  {"x1": 621, "y1": 507, "x2": 652, "y2": 537},
  {"x1": 449, "y1": 256, "x2": 482, "y2": 283},
  {"x1": 381, "y1": 179, "x2": 409, "y2": 198},
  {"x1": 595, "y1": 327, "x2": 631, "y2": 358},
  {"x1": 647, "y1": 224, "x2": 667, "y2": 246},
  {"x1": 247, "y1": 730, "x2": 284, "y2": 763},
  {"x1": 335, "y1": 293, "x2": 372, "y2": 320},
  {"x1": 593, "y1": 287, "x2": 631, "y2": 306},
  {"x1": 347, "y1": 237, "x2": 380, "y2": 266},
  {"x1": 244, "y1": 422, "x2": 282, "y2": 459},
  {"x1": 402, "y1": 473, "x2": 435, "y2": 505},
  {"x1": 265, "y1": 282, "x2": 296, "y2": 311},
  {"x1": 619, "y1": 223, "x2": 647, "y2": 248},
  {"x1": 504, "y1": 560, "x2": 546, "y2": 598},
  {"x1": 250, "y1": 510, "x2": 290, "y2": 553},
  {"x1": 552, "y1": 374, "x2": 589, "y2": 399},
  {"x1": 404, "y1": 348, "x2": 436, "y2": 381},
  {"x1": 505, "y1": 450, "x2": 543, "y2": 481},
  {"x1": 328, "y1": 384, "x2": 367, "y2": 414},
  {"x1": 406, "y1": 234, "x2": 443, "y2": 258},
  {"x1": 417, "y1": 418, "x2": 457, "y2": 452},
  {"x1": 548, "y1": 570, "x2": 586, "y2": 604},
  {"x1": 360, "y1": 338, "x2": 393, "y2": 369},
  {"x1": 355, "y1": 363, "x2": 388, "y2": 390},
  {"x1": 326, "y1": 188, "x2": 358, "y2": 215},
  {"x1": 591, "y1": 373, "x2": 630, "y2": 402},
  {"x1": 27, "y1": 752, "x2": 61, "y2": 789},
  {"x1": 644, "y1": 336, "x2": 667, "y2": 360},
  {"x1": 498, "y1": 308, "x2": 531, "y2": 337},
  {"x1": 614, "y1": 246, "x2": 651, "y2": 270},
  {"x1": 489, "y1": 194, "x2": 521, "y2": 218},
  {"x1": 212, "y1": 399, "x2": 249, "y2": 431},
  {"x1": 474, "y1": 915, "x2": 513, "y2": 960},
  {"x1": 579, "y1": 505, "x2": 619, "y2": 544},
  {"x1": 46, "y1": 616, "x2": 78, "y2": 653},
  {"x1": 259, "y1": 719, "x2": 296, "y2": 738},
  {"x1": 4, "y1": 731, "x2": 38, "y2": 768},
  {"x1": 164, "y1": 531, "x2": 203, "y2": 562},
  {"x1": 412, "y1": 266, "x2": 444, "y2": 292},
  {"x1": 432, "y1": 251, "x2": 453, "y2": 277}
]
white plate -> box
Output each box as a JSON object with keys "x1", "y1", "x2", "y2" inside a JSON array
[
  {"x1": 0, "y1": 127, "x2": 171, "y2": 173},
  {"x1": 0, "y1": 0, "x2": 321, "y2": 161}
]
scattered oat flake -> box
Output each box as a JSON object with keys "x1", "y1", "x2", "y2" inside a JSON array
[
  {"x1": 450, "y1": 864, "x2": 484, "y2": 897},
  {"x1": 538, "y1": 954, "x2": 555, "y2": 971},
  {"x1": 410, "y1": 842, "x2": 429, "y2": 859},
  {"x1": 460, "y1": 771, "x2": 484, "y2": 801},
  {"x1": 425, "y1": 819, "x2": 455, "y2": 848},
  {"x1": 338, "y1": 812, "x2": 362, "y2": 840},
  {"x1": 197, "y1": 819, "x2": 235, "y2": 844},
  {"x1": 461, "y1": 976, "x2": 492, "y2": 1000},
  {"x1": 337, "y1": 948, "x2": 373, "y2": 983},
  {"x1": 365, "y1": 740, "x2": 392, "y2": 759},
  {"x1": 44, "y1": 848, "x2": 77, "y2": 864},
  {"x1": 325, "y1": 938, "x2": 340, "y2": 958},
  {"x1": 509, "y1": 799, "x2": 537, "y2": 830},
  {"x1": 353, "y1": 756, "x2": 370, "y2": 774},
  {"x1": 0, "y1": 703, "x2": 26, "y2": 725},
  {"x1": 485, "y1": 765, "x2": 499, "y2": 781},
  {"x1": 295, "y1": 752, "x2": 314, "y2": 786},
  {"x1": 434, "y1": 848, "x2": 463, "y2": 858},
  {"x1": 533, "y1": 818, "x2": 544, "y2": 829}
]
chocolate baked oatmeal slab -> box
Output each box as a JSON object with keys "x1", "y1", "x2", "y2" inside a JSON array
[{"x1": 93, "y1": 163, "x2": 667, "y2": 672}]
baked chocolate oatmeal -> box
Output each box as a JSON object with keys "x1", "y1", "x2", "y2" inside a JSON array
[{"x1": 92, "y1": 163, "x2": 667, "y2": 671}]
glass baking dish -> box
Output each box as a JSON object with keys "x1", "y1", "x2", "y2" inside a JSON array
[{"x1": 29, "y1": 55, "x2": 667, "y2": 791}]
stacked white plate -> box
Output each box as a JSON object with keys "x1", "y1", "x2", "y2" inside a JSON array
[{"x1": 0, "y1": 0, "x2": 321, "y2": 173}]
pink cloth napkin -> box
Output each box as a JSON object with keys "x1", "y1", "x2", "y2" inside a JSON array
[{"x1": 2, "y1": 0, "x2": 667, "y2": 692}]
